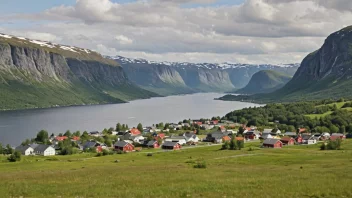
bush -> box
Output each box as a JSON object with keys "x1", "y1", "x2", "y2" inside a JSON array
[
  {"x1": 193, "y1": 161, "x2": 207, "y2": 169},
  {"x1": 221, "y1": 141, "x2": 229, "y2": 150},
  {"x1": 7, "y1": 151, "x2": 21, "y2": 162},
  {"x1": 147, "y1": 153, "x2": 153, "y2": 157},
  {"x1": 321, "y1": 139, "x2": 342, "y2": 150}
]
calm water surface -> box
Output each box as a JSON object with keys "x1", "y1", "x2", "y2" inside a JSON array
[{"x1": 0, "y1": 93, "x2": 261, "y2": 145}]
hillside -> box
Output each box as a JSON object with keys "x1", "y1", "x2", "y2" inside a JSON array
[
  {"x1": 0, "y1": 33, "x2": 157, "y2": 110},
  {"x1": 112, "y1": 56, "x2": 299, "y2": 95},
  {"x1": 235, "y1": 70, "x2": 291, "y2": 94},
  {"x1": 219, "y1": 26, "x2": 352, "y2": 103}
]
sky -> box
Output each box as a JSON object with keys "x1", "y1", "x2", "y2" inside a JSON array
[{"x1": 1, "y1": 0, "x2": 352, "y2": 64}]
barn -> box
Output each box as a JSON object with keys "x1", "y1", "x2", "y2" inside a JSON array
[
  {"x1": 114, "y1": 141, "x2": 135, "y2": 152},
  {"x1": 262, "y1": 138, "x2": 283, "y2": 148},
  {"x1": 162, "y1": 142, "x2": 181, "y2": 150},
  {"x1": 295, "y1": 136, "x2": 303, "y2": 144},
  {"x1": 280, "y1": 136, "x2": 295, "y2": 145},
  {"x1": 147, "y1": 141, "x2": 160, "y2": 148}
]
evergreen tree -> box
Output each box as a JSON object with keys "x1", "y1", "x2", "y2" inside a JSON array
[
  {"x1": 5, "y1": 144, "x2": 13, "y2": 154},
  {"x1": 35, "y1": 130, "x2": 49, "y2": 144},
  {"x1": 116, "y1": 123, "x2": 122, "y2": 131},
  {"x1": 137, "y1": 123, "x2": 143, "y2": 132},
  {"x1": 0, "y1": 143, "x2": 3, "y2": 154},
  {"x1": 64, "y1": 130, "x2": 72, "y2": 137}
]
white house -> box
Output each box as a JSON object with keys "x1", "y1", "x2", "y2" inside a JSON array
[
  {"x1": 15, "y1": 145, "x2": 34, "y2": 156},
  {"x1": 302, "y1": 135, "x2": 317, "y2": 145},
  {"x1": 129, "y1": 135, "x2": 145, "y2": 143},
  {"x1": 34, "y1": 144, "x2": 56, "y2": 156},
  {"x1": 261, "y1": 133, "x2": 273, "y2": 140},
  {"x1": 165, "y1": 136, "x2": 187, "y2": 145},
  {"x1": 183, "y1": 132, "x2": 199, "y2": 144}
]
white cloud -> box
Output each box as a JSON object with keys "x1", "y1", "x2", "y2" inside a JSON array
[{"x1": 1, "y1": 0, "x2": 352, "y2": 64}]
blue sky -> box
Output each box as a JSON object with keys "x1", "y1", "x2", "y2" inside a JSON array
[{"x1": 0, "y1": 0, "x2": 245, "y2": 14}]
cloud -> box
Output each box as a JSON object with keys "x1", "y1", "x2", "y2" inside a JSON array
[{"x1": 1, "y1": 0, "x2": 352, "y2": 64}]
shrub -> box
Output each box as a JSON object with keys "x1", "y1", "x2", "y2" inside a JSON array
[
  {"x1": 321, "y1": 139, "x2": 342, "y2": 150},
  {"x1": 116, "y1": 150, "x2": 126, "y2": 154},
  {"x1": 193, "y1": 161, "x2": 207, "y2": 169},
  {"x1": 147, "y1": 153, "x2": 153, "y2": 157},
  {"x1": 221, "y1": 141, "x2": 229, "y2": 150},
  {"x1": 8, "y1": 151, "x2": 21, "y2": 162}
]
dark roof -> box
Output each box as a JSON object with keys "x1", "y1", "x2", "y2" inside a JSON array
[
  {"x1": 114, "y1": 141, "x2": 129, "y2": 147},
  {"x1": 281, "y1": 136, "x2": 293, "y2": 141},
  {"x1": 183, "y1": 132, "x2": 195, "y2": 138},
  {"x1": 34, "y1": 144, "x2": 52, "y2": 152},
  {"x1": 263, "y1": 138, "x2": 281, "y2": 145},
  {"x1": 15, "y1": 145, "x2": 32, "y2": 152},
  {"x1": 29, "y1": 143, "x2": 40, "y2": 149},
  {"x1": 169, "y1": 136, "x2": 185, "y2": 140},
  {"x1": 163, "y1": 142, "x2": 179, "y2": 147},
  {"x1": 302, "y1": 135, "x2": 314, "y2": 140},
  {"x1": 285, "y1": 132, "x2": 297, "y2": 136},
  {"x1": 147, "y1": 141, "x2": 157, "y2": 146},
  {"x1": 83, "y1": 141, "x2": 98, "y2": 149}
]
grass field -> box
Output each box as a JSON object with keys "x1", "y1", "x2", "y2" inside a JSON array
[
  {"x1": 1, "y1": 141, "x2": 352, "y2": 198},
  {"x1": 305, "y1": 101, "x2": 348, "y2": 118}
]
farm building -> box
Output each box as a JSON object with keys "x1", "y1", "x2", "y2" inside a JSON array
[
  {"x1": 284, "y1": 132, "x2": 297, "y2": 137},
  {"x1": 165, "y1": 136, "x2": 187, "y2": 145},
  {"x1": 114, "y1": 141, "x2": 134, "y2": 152},
  {"x1": 331, "y1": 133, "x2": 346, "y2": 139},
  {"x1": 34, "y1": 144, "x2": 56, "y2": 156},
  {"x1": 280, "y1": 137, "x2": 295, "y2": 145},
  {"x1": 146, "y1": 141, "x2": 160, "y2": 148},
  {"x1": 15, "y1": 145, "x2": 34, "y2": 156},
  {"x1": 262, "y1": 139, "x2": 283, "y2": 148},
  {"x1": 162, "y1": 142, "x2": 181, "y2": 150},
  {"x1": 130, "y1": 128, "x2": 141, "y2": 135},
  {"x1": 302, "y1": 135, "x2": 317, "y2": 145}
]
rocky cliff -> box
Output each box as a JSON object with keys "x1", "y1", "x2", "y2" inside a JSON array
[{"x1": 0, "y1": 33, "x2": 157, "y2": 110}]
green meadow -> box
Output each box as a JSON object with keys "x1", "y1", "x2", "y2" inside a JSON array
[{"x1": 0, "y1": 140, "x2": 352, "y2": 198}]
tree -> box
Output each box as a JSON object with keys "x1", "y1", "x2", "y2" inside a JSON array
[
  {"x1": 116, "y1": 123, "x2": 122, "y2": 131},
  {"x1": 5, "y1": 144, "x2": 13, "y2": 154},
  {"x1": 7, "y1": 151, "x2": 21, "y2": 162},
  {"x1": 329, "y1": 125, "x2": 339, "y2": 133},
  {"x1": 137, "y1": 123, "x2": 143, "y2": 133},
  {"x1": 158, "y1": 122, "x2": 164, "y2": 129},
  {"x1": 21, "y1": 139, "x2": 31, "y2": 146},
  {"x1": 0, "y1": 143, "x2": 3, "y2": 154},
  {"x1": 340, "y1": 125, "x2": 346, "y2": 135},
  {"x1": 64, "y1": 130, "x2": 72, "y2": 137},
  {"x1": 238, "y1": 127, "x2": 245, "y2": 136},
  {"x1": 73, "y1": 131, "x2": 81, "y2": 137},
  {"x1": 35, "y1": 130, "x2": 49, "y2": 144},
  {"x1": 221, "y1": 141, "x2": 229, "y2": 150}
]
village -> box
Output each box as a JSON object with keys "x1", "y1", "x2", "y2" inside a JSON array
[{"x1": 13, "y1": 118, "x2": 348, "y2": 157}]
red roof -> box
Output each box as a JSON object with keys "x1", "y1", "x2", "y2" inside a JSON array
[
  {"x1": 72, "y1": 136, "x2": 80, "y2": 141},
  {"x1": 55, "y1": 136, "x2": 68, "y2": 141},
  {"x1": 235, "y1": 137, "x2": 244, "y2": 141},
  {"x1": 299, "y1": 128, "x2": 306, "y2": 133},
  {"x1": 158, "y1": 133, "x2": 165, "y2": 139},
  {"x1": 330, "y1": 136, "x2": 341, "y2": 141},
  {"x1": 211, "y1": 120, "x2": 219, "y2": 124},
  {"x1": 220, "y1": 126, "x2": 225, "y2": 130},
  {"x1": 130, "y1": 128, "x2": 141, "y2": 135},
  {"x1": 222, "y1": 136, "x2": 231, "y2": 141},
  {"x1": 281, "y1": 136, "x2": 294, "y2": 141},
  {"x1": 194, "y1": 121, "x2": 202, "y2": 126}
]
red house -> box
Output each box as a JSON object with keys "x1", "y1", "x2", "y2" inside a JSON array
[
  {"x1": 280, "y1": 136, "x2": 295, "y2": 145},
  {"x1": 130, "y1": 128, "x2": 141, "y2": 135},
  {"x1": 72, "y1": 136, "x2": 80, "y2": 141},
  {"x1": 162, "y1": 142, "x2": 181, "y2": 150},
  {"x1": 55, "y1": 136, "x2": 68, "y2": 141},
  {"x1": 262, "y1": 139, "x2": 283, "y2": 148},
  {"x1": 295, "y1": 135, "x2": 303, "y2": 144},
  {"x1": 299, "y1": 128, "x2": 307, "y2": 133},
  {"x1": 210, "y1": 120, "x2": 219, "y2": 125},
  {"x1": 147, "y1": 141, "x2": 160, "y2": 148},
  {"x1": 114, "y1": 141, "x2": 134, "y2": 152},
  {"x1": 194, "y1": 121, "x2": 203, "y2": 126},
  {"x1": 222, "y1": 136, "x2": 231, "y2": 142}
]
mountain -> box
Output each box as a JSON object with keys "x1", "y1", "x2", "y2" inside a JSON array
[
  {"x1": 235, "y1": 70, "x2": 292, "y2": 94},
  {"x1": 111, "y1": 56, "x2": 299, "y2": 95},
  {"x1": 219, "y1": 26, "x2": 352, "y2": 102},
  {"x1": 0, "y1": 33, "x2": 157, "y2": 110}
]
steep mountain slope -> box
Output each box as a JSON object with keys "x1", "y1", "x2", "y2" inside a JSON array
[
  {"x1": 0, "y1": 33, "x2": 157, "y2": 110},
  {"x1": 236, "y1": 70, "x2": 292, "y2": 94},
  {"x1": 219, "y1": 26, "x2": 352, "y2": 102},
  {"x1": 112, "y1": 56, "x2": 299, "y2": 95}
]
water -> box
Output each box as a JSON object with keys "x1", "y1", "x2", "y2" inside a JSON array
[{"x1": 0, "y1": 93, "x2": 261, "y2": 146}]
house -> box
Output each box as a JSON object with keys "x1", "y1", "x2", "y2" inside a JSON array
[
  {"x1": 263, "y1": 129, "x2": 273, "y2": 134},
  {"x1": 55, "y1": 136, "x2": 68, "y2": 141},
  {"x1": 194, "y1": 121, "x2": 203, "y2": 126},
  {"x1": 206, "y1": 131, "x2": 229, "y2": 143},
  {"x1": 146, "y1": 141, "x2": 160, "y2": 148},
  {"x1": 165, "y1": 136, "x2": 187, "y2": 145},
  {"x1": 72, "y1": 136, "x2": 80, "y2": 141},
  {"x1": 129, "y1": 135, "x2": 145, "y2": 143},
  {"x1": 89, "y1": 131, "x2": 103, "y2": 137},
  {"x1": 222, "y1": 135, "x2": 231, "y2": 142},
  {"x1": 83, "y1": 141, "x2": 107, "y2": 152},
  {"x1": 130, "y1": 128, "x2": 141, "y2": 135},
  {"x1": 219, "y1": 126, "x2": 226, "y2": 132},
  {"x1": 280, "y1": 137, "x2": 295, "y2": 145},
  {"x1": 262, "y1": 139, "x2": 283, "y2": 148},
  {"x1": 201, "y1": 124, "x2": 214, "y2": 130},
  {"x1": 210, "y1": 120, "x2": 219, "y2": 125},
  {"x1": 321, "y1": 132, "x2": 331, "y2": 140},
  {"x1": 34, "y1": 144, "x2": 56, "y2": 156},
  {"x1": 15, "y1": 145, "x2": 34, "y2": 156},
  {"x1": 302, "y1": 135, "x2": 317, "y2": 144},
  {"x1": 182, "y1": 123, "x2": 191, "y2": 127},
  {"x1": 313, "y1": 133, "x2": 322, "y2": 141},
  {"x1": 110, "y1": 131, "x2": 118, "y2": 135},
  {"x1": 295, "y1": 135, "x2": 303, "y2": 144},
  {"x1": 284, "y1": 132, "x2": 297, "y2": 137},
  {"x1": 114, "y1": 141, "x2": 134, "y2": 152},
  {"x1": 260, "y1": 133, "x2": 273, "y2": 140},
  {"x1": 183, "y1": 132, "x2": 199, "y2": 144},
  {"x1": 245, "y1": 131, "x2": 259, "y2": 140},
  {"x1": 331, "y1": 133, "x2": 346, "y2": 139},
  {"x1": 162, "y1": 142, "x2": 181, "y2": 150},
  {"x1": 226, "y1": 129, "x2": 237, "y2": 135},
  {"x1": 299, "y1": 128, "x2": 307, "y2": 133}
]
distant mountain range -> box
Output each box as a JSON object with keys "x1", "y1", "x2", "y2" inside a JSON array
[
  {"x1": 219, "y1": 26, "x2": 352, "y2": 102},
  {"x1": 111, "y1": 55, "x2": 299, "y2": 95},
  {"x1": 235, "y1": 70, "x2": 292, "y2": 94}
]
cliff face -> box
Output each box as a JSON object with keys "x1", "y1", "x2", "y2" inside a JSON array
[
  {"x1": 0, "y1": 34, "x2": 157, "y2": 110},
  {"x1": 236, "y1": 70, "x2": 292, "y2": 94},
  {"x1": 114, "y1": 56, "x2": 299, "y2": 95}
]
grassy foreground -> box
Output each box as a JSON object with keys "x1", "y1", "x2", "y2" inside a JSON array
[{"x1": 1, "y1": 141, "x2": 352, "y2": 198}]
